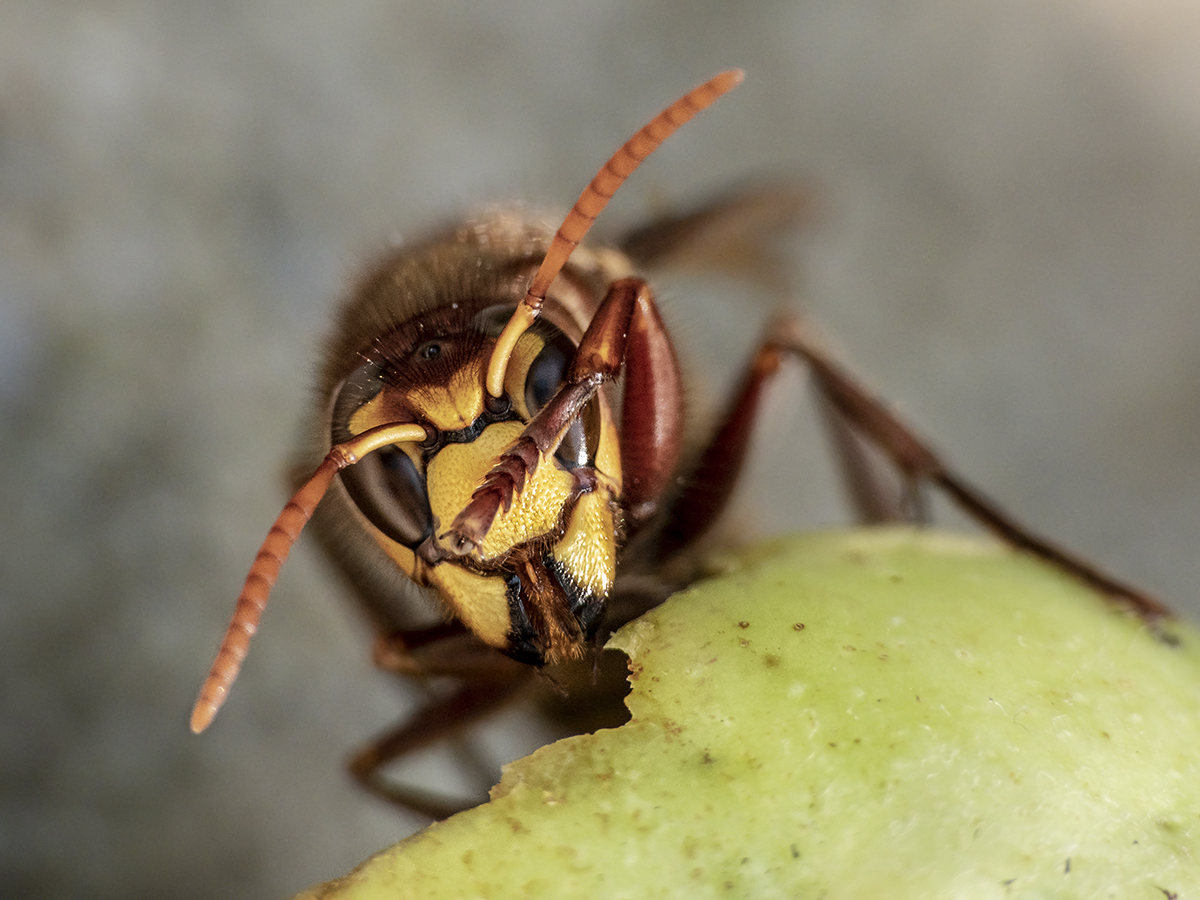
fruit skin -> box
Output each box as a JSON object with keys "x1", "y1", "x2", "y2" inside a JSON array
[{"x1": 297, "y1": 528, "x2": 1200, "y2": 899}]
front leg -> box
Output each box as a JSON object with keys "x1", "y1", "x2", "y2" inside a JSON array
[
  {"x1": 347, "y1": 674, "x2": 530, "y2": 820},
  {"x1": 653, "y1": 312, "x2": 1172, "y2": 626},
  {"x1": 772, "y1": 316, "x2": 1173, "y2": 624}
]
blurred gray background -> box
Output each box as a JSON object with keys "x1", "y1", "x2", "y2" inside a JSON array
[{"x1": 4, "y1": 1, "x2": 1200, "y2": 898}]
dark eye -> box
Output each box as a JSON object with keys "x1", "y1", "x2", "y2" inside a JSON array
[
  {"x1": 330, "y1": 361, "x2": 433, "y2": 548},
  {"x1": 331, "y1": 359, "x2": 385, "y2": 426},
  {"x1": 339, "y1": 445, "x2": 433, "y2": 548},
  {"x1": 523, "y1": 336, "x2": 599, "y2": 471},
  {"x1": 524, "y1": 340, "x2": 569, "y2": 414}
]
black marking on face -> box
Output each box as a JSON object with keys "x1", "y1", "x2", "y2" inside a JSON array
[{"x1": 501, "y1": 550, "x2": 604, "y2": 666}]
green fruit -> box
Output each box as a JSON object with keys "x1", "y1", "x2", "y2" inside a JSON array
[{"x1": 297, "y1": 529, "x2": 1200, "y2": 898}]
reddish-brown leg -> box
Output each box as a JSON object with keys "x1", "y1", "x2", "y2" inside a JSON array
[
  {"x1": 814, "y1": 384, "x2": 913, "y2": 524},
  {"x1": 349, "y1": 623, "x2": 640, "y2": 818},
  {"x1": 340, "y1": 621, "x2": 537, "y2": 818},
  {"x1": 770, "y1": 316, "x2": 1174, "y2": 625},
  {"x1": 649, "y1": 330, "x2": 785, "y2": 561},
  {"x1": 301, "y1": 502, "x2": 542, "y2": 817},
  {"x1": 654, "y1": 312, "x2": 1172, "y2": 627},
  {"x1": 370, "y1": 622, "x2": 530, "y2": 680},
  {"x1": 649, "y1": 317, "x2": 915, "y2": 565},
  {"x1": 347, "y1": 675, "x2": 530, "y2": 820}
]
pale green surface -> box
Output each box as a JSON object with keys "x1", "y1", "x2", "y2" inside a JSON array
[{"x1": 299, "y1": 529, "x2": 1200, "y2": 898}]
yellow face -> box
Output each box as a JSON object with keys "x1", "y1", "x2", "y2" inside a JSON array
[{"x1": 332, "y1": 315, "x2": 623, "y2": 666}]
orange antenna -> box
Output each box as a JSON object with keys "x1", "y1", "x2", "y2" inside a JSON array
[
  {"x1": 485, "y1": 68, "x2": 745, "y2": 398},
  {"x1": 190, "y1": 421, "x2": 428, "y2": 733}
]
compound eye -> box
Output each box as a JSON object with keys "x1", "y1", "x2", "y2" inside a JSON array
[
  {"x1": 330, "y1": 361, "x2": 433, "y2": 548},
  {"x1": 522, "y1": 330, "x2": 598, "y2": 471},
  {"x1": 339, "y1": 445, "x2": 432, "y2": 548},
  {"x1": 331, "y1": 359, "x2": 386, "y2": 427},
  {"x1": 524, "y1": 337, "x2": 569, "y2": 415}
]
